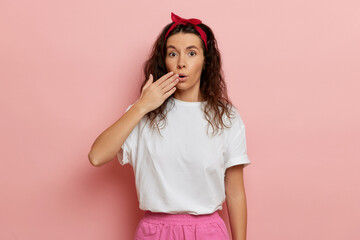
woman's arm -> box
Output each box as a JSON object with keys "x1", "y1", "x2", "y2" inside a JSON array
[
  {"x1": 225, "y1": 164, "x2": 248, "y2": 240},
  {"x1": 88, "y1": 101, "x2": 147, "y2": 167}
]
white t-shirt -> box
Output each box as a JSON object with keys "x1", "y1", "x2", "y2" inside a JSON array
[{"x1": 117, "y1": 96, "x2": 251, "y2": 215}]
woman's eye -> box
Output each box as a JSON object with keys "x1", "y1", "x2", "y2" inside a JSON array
[{"x1": 168, "y1": 51, "x2": 196, "y2": 57}]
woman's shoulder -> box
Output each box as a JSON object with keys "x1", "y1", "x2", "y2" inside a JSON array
[{"x1": 220, "y1": 103, "x2": 245, "y2": 129}]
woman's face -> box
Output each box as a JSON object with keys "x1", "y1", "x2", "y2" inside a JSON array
[{"x1": 165, "y1": 32, "x2": 205, "y2": 96}]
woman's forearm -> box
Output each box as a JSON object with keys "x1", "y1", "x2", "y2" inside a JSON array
[
  {"x1": 88, "y1": 100, "x2": 147, "y2": 166},
  {"x1": 226, "y1": 194, "x2": 248, "y2": 240}
]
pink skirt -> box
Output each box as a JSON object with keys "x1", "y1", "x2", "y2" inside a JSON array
[{"x1": 134, "y1": 210, "x2": 230, "y2": 240}]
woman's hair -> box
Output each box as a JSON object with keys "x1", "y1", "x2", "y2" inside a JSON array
[{"x1": 140, "y1": 21, "x2": 237, "y2": 137}]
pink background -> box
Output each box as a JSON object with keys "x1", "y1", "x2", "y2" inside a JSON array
[{"x1": 1, "y1": 0, "x2": 359, "y2": 239}]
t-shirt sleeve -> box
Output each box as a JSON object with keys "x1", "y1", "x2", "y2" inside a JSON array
[
  {"x1": 116, "y1": 103, "x2": 138, "y2": 166},
  {"x1": 223, "y1": 108, "x2": 251, "y2": 169}
]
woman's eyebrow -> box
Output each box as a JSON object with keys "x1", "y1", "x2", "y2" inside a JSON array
[{"x1": 167, "y1": 45, "x2": 199, "y2": 50}]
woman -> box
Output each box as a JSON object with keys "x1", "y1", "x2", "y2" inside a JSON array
[{"x1": 89, "y1": 12, "x2": 251, "y2": 240}]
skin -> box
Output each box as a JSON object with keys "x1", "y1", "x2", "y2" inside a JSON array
[
  {"x1": 225, "y1": 165, "x2": 248, "y2": 240},
  {"x1": 165, "y1": 32, "x2": 205, "y2": 102},
  {"x1": 165, "y1": 33, "x2": 248, "y2": 239}
]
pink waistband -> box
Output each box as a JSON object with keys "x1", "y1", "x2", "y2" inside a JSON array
[{"x1": 142, "y1": 210, "x2": 221, "y2": 224}]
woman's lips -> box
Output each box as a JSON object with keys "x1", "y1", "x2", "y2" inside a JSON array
[{"x1": 178, "y1": 76, "x2": 188, "y2": 82}]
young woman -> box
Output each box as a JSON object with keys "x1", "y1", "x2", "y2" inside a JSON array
[{"x1": 89, "y1": 12, "x2": 251, "y2": 240}]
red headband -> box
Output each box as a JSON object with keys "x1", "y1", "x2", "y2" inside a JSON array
[{"x1": 164, "y1": 12, "x2": 208, "y2": 53}]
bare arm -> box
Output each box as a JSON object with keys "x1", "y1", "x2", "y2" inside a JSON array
[
  {"x1": 88, "y1": 72, "x2": 179, "y2": 167},
  {"x1": 88, "y1": 101, "x2": 148, "y2": 167},
  {"x1": 225, "y1": 164, "x2": 248, "y2": 240}
]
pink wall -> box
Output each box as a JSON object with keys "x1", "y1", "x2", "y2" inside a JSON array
[{"x1": 1, "y1": 0, "x2": 359, "y2": 239}]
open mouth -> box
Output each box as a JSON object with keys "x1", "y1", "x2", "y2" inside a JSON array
[{"x1": 179, "y1": 74, "x2": 187, "y2": 78}]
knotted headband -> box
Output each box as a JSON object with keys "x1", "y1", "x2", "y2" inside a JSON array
[{"x1": 164, "y1": 12, "x2": 208, "y2": 52}]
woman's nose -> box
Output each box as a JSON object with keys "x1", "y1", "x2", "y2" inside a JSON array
[
  {"x1": 177, "y1": 54, "x2": 186, "y2": 68},
  {"x1": 177, "y1": 63, "x2": 185, "y2": 69}
]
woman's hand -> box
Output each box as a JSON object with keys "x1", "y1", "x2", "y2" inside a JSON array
[{"x1": 137, "y1": 72, "x2": 179, "y2": 113}]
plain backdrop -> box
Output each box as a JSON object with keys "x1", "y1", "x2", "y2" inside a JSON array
[{"x1": 1, "y1": 0, "x2": 359, "y2": 239}]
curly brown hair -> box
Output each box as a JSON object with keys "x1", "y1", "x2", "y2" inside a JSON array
[{"x1": 140, "y1": 19, "x2": 237, "y2": 137}]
